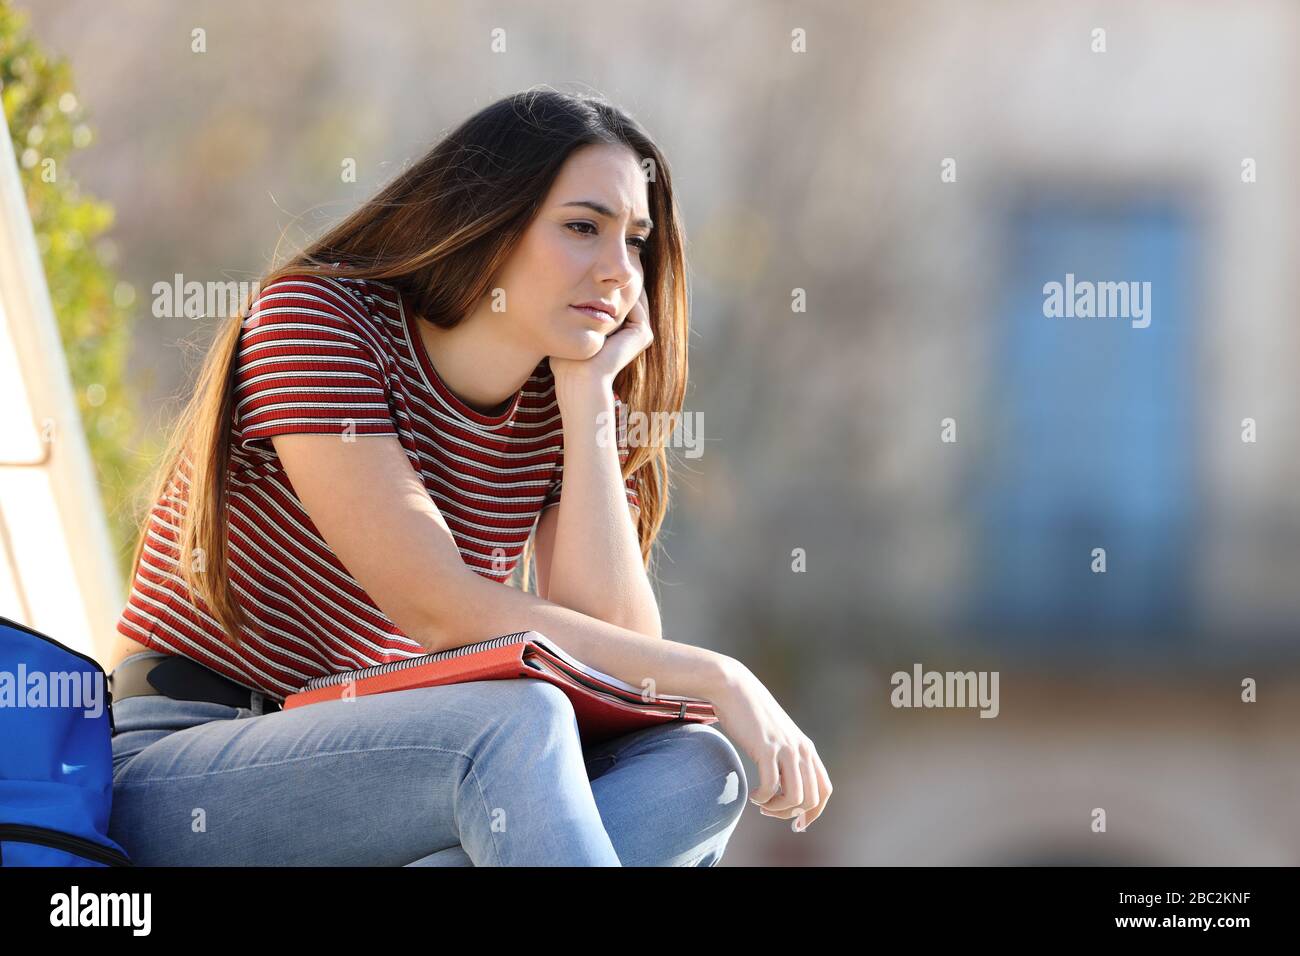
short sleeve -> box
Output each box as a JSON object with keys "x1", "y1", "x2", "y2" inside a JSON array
[
  {"x1": 542, "y1": 391, "x2": 641, "y2": 516},
  {"x1": 233, "y1": 275, "x2": 397, "y2": 456}
]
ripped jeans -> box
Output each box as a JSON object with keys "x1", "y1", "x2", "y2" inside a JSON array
[{"x1": 107, "y1": 651, "x2": 747, "y2": 866}]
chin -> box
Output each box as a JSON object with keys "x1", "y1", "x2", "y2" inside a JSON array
[{"x1": 549, "y1": 329, "x2": 607, "y2": 360}]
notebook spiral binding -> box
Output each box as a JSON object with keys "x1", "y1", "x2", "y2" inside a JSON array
[{"x1": 300, "y1": 631, "x2": 535, "y2": 692}]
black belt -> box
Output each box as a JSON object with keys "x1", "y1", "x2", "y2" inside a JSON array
[{"x1": 108, "y1": 653, "x2": 282, "y2": 719}]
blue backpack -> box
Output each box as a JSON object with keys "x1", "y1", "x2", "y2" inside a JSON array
[{"x1": 0, "y1": 614, "x2": 131, "y2": 866}]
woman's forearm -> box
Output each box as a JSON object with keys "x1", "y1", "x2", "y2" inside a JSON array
[
  {"x1": 545, "y1": 381, "x2": 663, "y2": 638},
  {"x1": 415, "y1": 563, "x2": 733, "y2": 702}
]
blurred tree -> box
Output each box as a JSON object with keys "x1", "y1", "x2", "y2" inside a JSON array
[{"x1": 1, "y1": 0, "x2": 153, "y2": 582}]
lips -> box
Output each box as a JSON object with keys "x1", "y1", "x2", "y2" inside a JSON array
[
  {"x1": 571, "y1": 304, "x2": 616, "y2": 322},
  {"x1": 572, "y1": 299, "x2": 617, "y2": 316}
]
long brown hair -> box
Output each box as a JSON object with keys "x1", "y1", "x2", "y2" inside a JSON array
[{"x1": 127, "y1": 88, "x2": 689, "y2": 648}]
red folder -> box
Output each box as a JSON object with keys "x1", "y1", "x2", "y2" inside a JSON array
[{"x1": 282, "y1": 630, "x2": 718, "y2": 745}]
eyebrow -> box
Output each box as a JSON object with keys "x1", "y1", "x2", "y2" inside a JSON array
[{"x1": 560, "y1": 200, "x2": 654, "y2": 232}]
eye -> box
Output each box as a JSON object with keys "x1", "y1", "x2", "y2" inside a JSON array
[{"x1": 567, "y1": 221, "x2": 648, "y2": 254}]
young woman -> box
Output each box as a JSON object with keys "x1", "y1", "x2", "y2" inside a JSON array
[{"x1": 104, "y1": 88, "x2": 832, "y2": 866}]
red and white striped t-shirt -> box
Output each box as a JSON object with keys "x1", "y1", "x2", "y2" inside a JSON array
[{"x1": 116, "y1": 273, "x2": 640, "y2": 701}]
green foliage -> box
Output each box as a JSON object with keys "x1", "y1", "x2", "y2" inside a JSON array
[{"x1": 1, "y1": 0, "x2": 155, "y2": 582}]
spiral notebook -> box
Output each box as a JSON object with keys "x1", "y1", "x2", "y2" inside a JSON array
[{"x1": 282, "y1": 630, "x2": 718, "y2": 745}]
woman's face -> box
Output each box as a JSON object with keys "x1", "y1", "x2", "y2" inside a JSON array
[{"x1": 495, "y1": 142, "x2": 653, "y2": 361}]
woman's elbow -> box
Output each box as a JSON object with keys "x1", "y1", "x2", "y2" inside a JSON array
[{"x1": 406, "y1": 566, "x2": 505, "y2": 652}]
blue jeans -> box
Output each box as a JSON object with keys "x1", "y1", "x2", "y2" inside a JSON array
[{"x1": 108, "y1": 651, "x2": 747, "y2": 866}]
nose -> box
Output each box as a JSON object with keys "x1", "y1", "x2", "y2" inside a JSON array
[{"x1": 595, "y1": 235, "x2": 637, "y2": 289}]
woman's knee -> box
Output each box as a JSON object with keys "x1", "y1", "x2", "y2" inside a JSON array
[
  {"x1": 335, "y1": 679, "x2": 578, "y2": 751},
  {"x1": 634, "y1": 721, "x2": 748, "y2": 824},
  {"x1": 491, "y1": 679, "x2": 579, "y2": 735},
  {"x1": 416, "y1": 679, "x2": 584, "y2": 766},
  {"x1": 685, "y1": 723, "x2": 748, "y2": 815},
  {"x1": 603, "y1": 723, "x2": 748, "y2": 866}
]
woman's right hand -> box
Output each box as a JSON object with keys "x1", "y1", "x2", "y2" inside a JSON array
[{"x1": 708, "y1": 659, "x2": 832, "y2": 832}]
